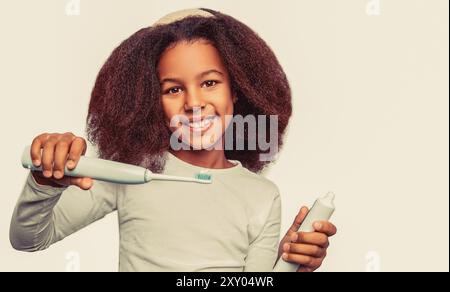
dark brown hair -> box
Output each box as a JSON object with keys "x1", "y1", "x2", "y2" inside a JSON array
[{"x1": 86, "y1": 8, "x2": 292, "y2": 173}]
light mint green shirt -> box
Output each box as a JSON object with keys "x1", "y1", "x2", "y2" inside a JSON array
[{"x1": 10, "y1": 152, "x2": 281, "y2": 271}]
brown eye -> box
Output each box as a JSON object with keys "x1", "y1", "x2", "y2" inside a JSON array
[
  {"x1": 202, "y1": 80, "x2": 218, "y2": 88},
  {"x1": 165, "y1": 87, "x2": 182, "y2": 95}
]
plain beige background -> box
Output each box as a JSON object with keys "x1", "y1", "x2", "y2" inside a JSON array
[{"x1": 0, "y1": 0, "x2": 448, "y2": 272}]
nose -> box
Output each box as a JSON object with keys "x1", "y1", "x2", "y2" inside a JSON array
[{"x1": 184, "y1": 88, "x2": 206, "y2": 113}]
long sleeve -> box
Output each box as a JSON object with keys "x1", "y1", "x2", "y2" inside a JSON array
[
  {"x1": 243, "y1": 193, "x2": 282, "y2": 272},
  {"x1": 10, "y1": 172, "x2": 118, "y2": 252}
]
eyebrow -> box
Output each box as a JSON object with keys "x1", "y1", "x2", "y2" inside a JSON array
[{"x1": 160, "y1": 69, "x2": 224, "y2": 85}]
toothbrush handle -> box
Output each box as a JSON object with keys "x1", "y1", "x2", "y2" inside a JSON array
[
  {"x1": 273, "y1": 200, "x2": 335, "y2": 272},
  {"x1": 21, "y1": 146, "x2": 147, "y2": 185}
]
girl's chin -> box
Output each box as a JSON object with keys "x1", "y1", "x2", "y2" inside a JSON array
[{"x1": 183, "y1": 134, "x2": 222, "y2": 150}]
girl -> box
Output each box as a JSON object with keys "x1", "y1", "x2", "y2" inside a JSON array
[{"x1": 10, "y1": 8, "x2": 336, "y2": 272}]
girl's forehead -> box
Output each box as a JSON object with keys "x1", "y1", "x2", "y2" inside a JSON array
[{"x1": 158, "y1": 40, "x2": 228, "y2": 78}]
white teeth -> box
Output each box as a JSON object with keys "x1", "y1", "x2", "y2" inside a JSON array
[
  {"x1": 189, "y1": 120, "x2": 210, "y2": 129},
  {"x1": 188, "y1": 116, "x2": 216, "y2": 130}
]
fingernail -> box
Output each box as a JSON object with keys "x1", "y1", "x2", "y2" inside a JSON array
[
  {"x1": 314, "y1": 222, "x2": 322, "y2": 230},
  {"x1": 53, "y1": 171, "x2": 62, "y2": 179},
  {"x1": 291, "y1": 233, "x2": 298, "y2": 242},
  {"x1": 84, "y1": 179, "x2": 92, "y2": 189},
  {"x1": 283, "y1": 243, "x2": 290, "y2": 252},
  {"x1": 67, "y1": 160, "x2": 74, "y2": 168},
  {"x1": 282, "y1": 253, "x2": 288, "y2": 260},
  {"x1": 33, "y1": 160, "x2": 40, "y2": 166},
  {"x1": 43, "y1": 170, "x2": 51, "y2": 177}
]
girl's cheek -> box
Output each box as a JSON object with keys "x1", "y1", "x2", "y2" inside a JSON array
[
  {"x1": 214, "y1": 100, "x2": 234, "y2": 134},
  {"x1": 212, "y1": 91, "x2": 234, "y2": 115},
  {"x1": 162, "y1": 97, "x2": 183, "y2": 122}
]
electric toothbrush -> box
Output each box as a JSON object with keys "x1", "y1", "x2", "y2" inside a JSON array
[{"x1": 21, "y1": 146, "x2": 212, "y2": 185}]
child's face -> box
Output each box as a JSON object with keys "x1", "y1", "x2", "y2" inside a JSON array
[{"x1": 158, "y1": 39, "x2": 236, "y2": 150}]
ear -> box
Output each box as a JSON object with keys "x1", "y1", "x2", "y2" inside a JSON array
[{"x1": 232, "y1": 95, "x2": 238, "y2": 104}]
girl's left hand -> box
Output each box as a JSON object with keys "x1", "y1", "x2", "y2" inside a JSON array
[{"x1": 277, "y1": 206, "x2": 337, "y2": 272}]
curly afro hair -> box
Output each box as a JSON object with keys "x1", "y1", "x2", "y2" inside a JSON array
[{"x1": 86, "y1": 8, "x2": 292, "y2": 173}]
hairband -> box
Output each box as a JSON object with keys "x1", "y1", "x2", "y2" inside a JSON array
[{"x1": 153, "y1": 8, "x2": 215, "y2": 26}]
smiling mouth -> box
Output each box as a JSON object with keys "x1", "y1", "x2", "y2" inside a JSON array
[{"x1": 183, "y1": 115, "x2": 218, "y2": 133}]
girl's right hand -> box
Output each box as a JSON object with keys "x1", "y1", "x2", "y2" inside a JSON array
[{"x1": 30, "y1": 132, "x2": 93, "y2": 190}]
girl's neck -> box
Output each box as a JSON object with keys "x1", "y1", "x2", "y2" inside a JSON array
[{"x1": 168, "y1": 148, "x2": 235, "y2": 169}]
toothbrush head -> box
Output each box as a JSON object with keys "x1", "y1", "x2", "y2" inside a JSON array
[{"x1": 144, "y1": 169, "x2": 212, "y2": 184}]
